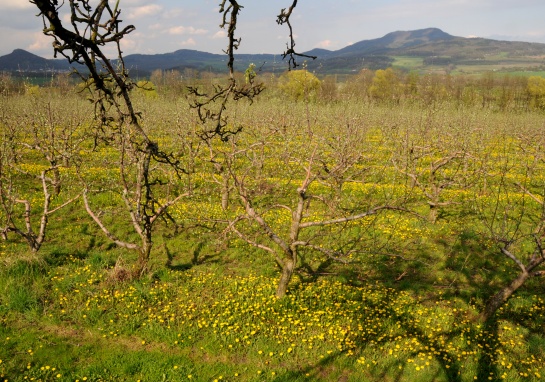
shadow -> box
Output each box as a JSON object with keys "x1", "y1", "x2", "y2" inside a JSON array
[
  {"x1": 476, "y1": 318, "x2": 499, "y2": 382},
  {"x1": 164, "y1": 240, "x2": 174, "y2": 268},
  {"x1": 296, "y1": 257, "x2": 334, "y2": 284},
  {"x1": 270, "y1": 280, "x2": 467, "y2": 382},
  {"x1": 271, "y1": 353, "x2": 342, "y2": 382},
  {"x1": 296, "y1": 250, "x2": 369, "y2": 288},
  {"x1": 191, "y1": 241, "x2": 213, "y2": 265},
  {"x1": 362, "y1": 287, "x2": 464, "y2": 382},
  {"x1": 85, "y1": 235, "x2": 97, "y2": 252},
  {"x1": 365, "y1": 226, "x2": 518, "y2": 310},
  {"x1": 44, "y1": 248, "x2": 88, "y2": 266},
  {"x1": 393, "y1": 309, "x2": 463, "y2": 382},
  {"x1": 164, "y1": 240, "x2": 219, "y2": 272}
]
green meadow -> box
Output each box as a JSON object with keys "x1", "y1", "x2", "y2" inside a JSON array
[{"x1": 1, "y1": 71, "x2": 545, "y2": 382}]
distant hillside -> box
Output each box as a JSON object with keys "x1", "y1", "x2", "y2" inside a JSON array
[
  {"x1": 335, "y1": 28, "x2": 456, "y2": 56},
  {"x1": 304, "y1": 28, "x2": 545, "y2": 74},
  {"x1": 0, "y1": 49, "x2": 67, "y2": 72},
  {"x1": 122, "y1": 50, "x2": 284, "y2": 74},
  {"x1": 2, "y1": 28, "x2": 545, "y2": 76}
]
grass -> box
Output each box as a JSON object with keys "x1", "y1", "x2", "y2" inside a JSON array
[
  {"x1": 1, "y1": 88, "x2": 545, "y2": 381},
  {"x1": 391, "y1": 56, "x2": 424, "y2": 70},
  {"x1": 388, "y1": 54, "x2": 545, "y2": 75},
  {"x1": 1, "y1": 256, "x2": 543, "y2": 381}
]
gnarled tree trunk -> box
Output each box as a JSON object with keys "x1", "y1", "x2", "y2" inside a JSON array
[
  {"x1": 479, "y1": 270, "x2": 530, "y2": 322},
  {"x1": 479, "y1": 247, "x2": 544, "y2": 322},
  {"x1": 276, "y1": 252, "x2": 297, "y2": 298}
]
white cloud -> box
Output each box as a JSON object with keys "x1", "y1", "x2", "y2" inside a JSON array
[
  {"x1": 120, "y1": 37, "x2": 138, "y2": 52},
  {"x1": 168, "y1": 26, "x2": 185, "y2": 35},
  {"x1": 161, "y1": 8, "x2": 186, "y2": 20},
  {"x1": 212, "y1": 31, "x2": 226, "y2": 39},
  {"x1": 179, "y1": 38, "x2": 196, "y2": 47},
  {"x1": 27, "y1": 32, "x2": 53, "y2": 55},
  {"x1": 120, "y1": 0, "x2": 150, "y2": 5},
  {"x1": 0, "y1": 0, "x2": 32, "y2": 10},
  {"x1": 148, "y1": 23, "x2": 164, "y2": 31},
  {"x1": 316, "y1": 39, "x2": 334, "y2": 49},
  {"x1": 127, "y1": 5, "x2": 162, "y2": 20},
  {"x1": 168, "y1": 26, "x2": 207, "y2": 35},
  {"x1": 526, "y1": 30, "x2": 545, "y2": 38}
]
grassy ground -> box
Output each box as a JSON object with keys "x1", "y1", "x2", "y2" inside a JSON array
[
  {"x1": 1, "y1": 251, "x2": 543, "y2": 381},
  {"x1": 391, "y1": 54, "x2": 545, "y2": 75},
  {"x1": 391, "y1": 56, "x2": 424, "y2": 70},
  {"x1": 1, "y1": 92, "x2": 544, "y2": 381}
]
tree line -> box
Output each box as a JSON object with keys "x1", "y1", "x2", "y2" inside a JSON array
[{"x1": 3, "y1": 66, "x2": 545, "y2": 112}]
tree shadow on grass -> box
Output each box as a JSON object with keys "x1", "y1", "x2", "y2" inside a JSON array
[
  {"x1": 476, "y1": 318, "x2": 499, "y2": 382},
  {"x1": 164, "y1": 239, "x2": 219, "y2": 272},
  {"x1": 271, "y1": 353, "x2": 342, "y2": 382},
  {"x1": 372, "y1": 227, "x2": 543, "y2": 382},
  {"x1": 264, "y1": 225, "x2": 538, "y2": 382},
  {"x1": 45, "y1": 248, "x2": 89, "y2": 266},
  {"x1": 392, "y1": 309, "x2": 463, "y2": 382},
  {"x1": 269, "y1": 323, "x2": 464, "y2": 382},
  {"x1": 296, "y1": 254, "x2": 372, "y2": 288},
  {"x1": 271, "y1": 281, "x2": 467, "y2": 382},
  {"x1": 366, "y1": 288, "x2": 464, "y2": 382}
]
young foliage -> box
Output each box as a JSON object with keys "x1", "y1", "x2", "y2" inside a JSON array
[{"x1": 279, "y1": 70, "x2": 322, "y2": 102}]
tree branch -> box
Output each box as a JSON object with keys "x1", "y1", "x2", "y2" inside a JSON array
[
  {"x1": 299, "y1": 205, "x2": 389, "y2": 229},
  {"x1": 82, "y1": 189, "x2": 140, "y2": 251},
  {"x1": 500, "y1": 246, "x2": 527, "y2": 273}
]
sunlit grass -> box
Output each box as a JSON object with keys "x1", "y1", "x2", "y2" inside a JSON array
[
  {"x1": 1, "y1": 91, "x2": 545, "y2": 381},
  {"x1": 1, "y1": 259, "x2": 543, "y2": 381}
]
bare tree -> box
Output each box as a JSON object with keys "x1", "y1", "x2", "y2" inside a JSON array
[
  {"x1": 0, "y1": 97, "x2": 83, "y2": 252},
  {"x1": 276, "y1": 0, "x2": 317, "y2": 69},
  {"x1": 478, "y1": 143, "x2": 545, "y2": 322},
  {"x1": 186, "y1": 1, "x2": 265, "y2": 142},
  {"x1": 187, "y1": 0, "x2": 315, "y2": 213},
  {"x1": 28, "y1": 0, "x2": 317, "y2": 273},
  {"x1": 218, "y1": 115, "x2": 406, "y2": 297},
  {"x1": 388, "y1": 109, "x2": 481, "y2": 223},
  {"x1": 30, "y1": 0, "x2": 188, "y2": 273},
  {"x1": 81, "y1": 135, "x2": 189, "y2": 275},
  {"x1": 394, "y1": 148, "x2": 474, "y2": 223}
]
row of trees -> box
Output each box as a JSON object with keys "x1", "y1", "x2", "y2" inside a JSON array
[
  {"x1": 1, "y1": 0, "x2": 543, "y2": 324},
  {"x1": 2, "y1": 87, "x2": 544, "y2": 322},
  {"x1": 4, "y1": 67, "x2": 545, "y2": 112}
]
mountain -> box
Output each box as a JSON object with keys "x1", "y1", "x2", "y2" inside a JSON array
[
  {"x1": 335, "y1": 27, "x2": 456, "y2": 56},
  {"x1": 124, "y1": 49, "x2": 223, "y2": 72},
  {"x1": 2, "y1": 28, "x2": 545, "y2": 76},
  {"x1": 122, "y1": 49, "x2": 284, "y2": 74},
  {"x1": 0, "y1": 49, "x2": 68, "y2": 72}
]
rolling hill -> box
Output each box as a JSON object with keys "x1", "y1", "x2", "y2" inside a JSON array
[{"x1": 1, "y1": 28, "x2": 545, "y2": 76}]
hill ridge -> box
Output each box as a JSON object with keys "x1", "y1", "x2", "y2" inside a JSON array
[{"x1": 2, "y1": 28, "x2": 545, "y2": 75}]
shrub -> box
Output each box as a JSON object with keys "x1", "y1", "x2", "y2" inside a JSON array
[{"x1": 278, "y1": 69, "x2": 321, "y2": 101}]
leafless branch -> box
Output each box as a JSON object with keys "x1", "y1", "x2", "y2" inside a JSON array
[
  {"x1": 82, "y1": 189, "x2": 140, "y2": 251},
  {"x1": 299, "y1": 205, "x2": 389, "y2": 229},
  {"x1": 301, "y1": 244, "x2": 355, "y2": 264},
  {"x1": 276, "y1": 0, "x2": 317, "y2": 69},
  {"x1": 515, "y1": 181, "x2": 544, "y2": 205}
]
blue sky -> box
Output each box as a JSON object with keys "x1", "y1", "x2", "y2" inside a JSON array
[{"x1": 1, "y1": 0, "x2": 545, "y2": 58}]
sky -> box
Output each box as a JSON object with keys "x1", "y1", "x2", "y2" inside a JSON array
[{"x1": 1, "y1": 0, "x2": 545, "y2": 59}]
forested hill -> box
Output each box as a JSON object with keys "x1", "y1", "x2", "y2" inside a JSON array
[{"x1": 2, "y1": 28, "x2": 545, "y2": 76}]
